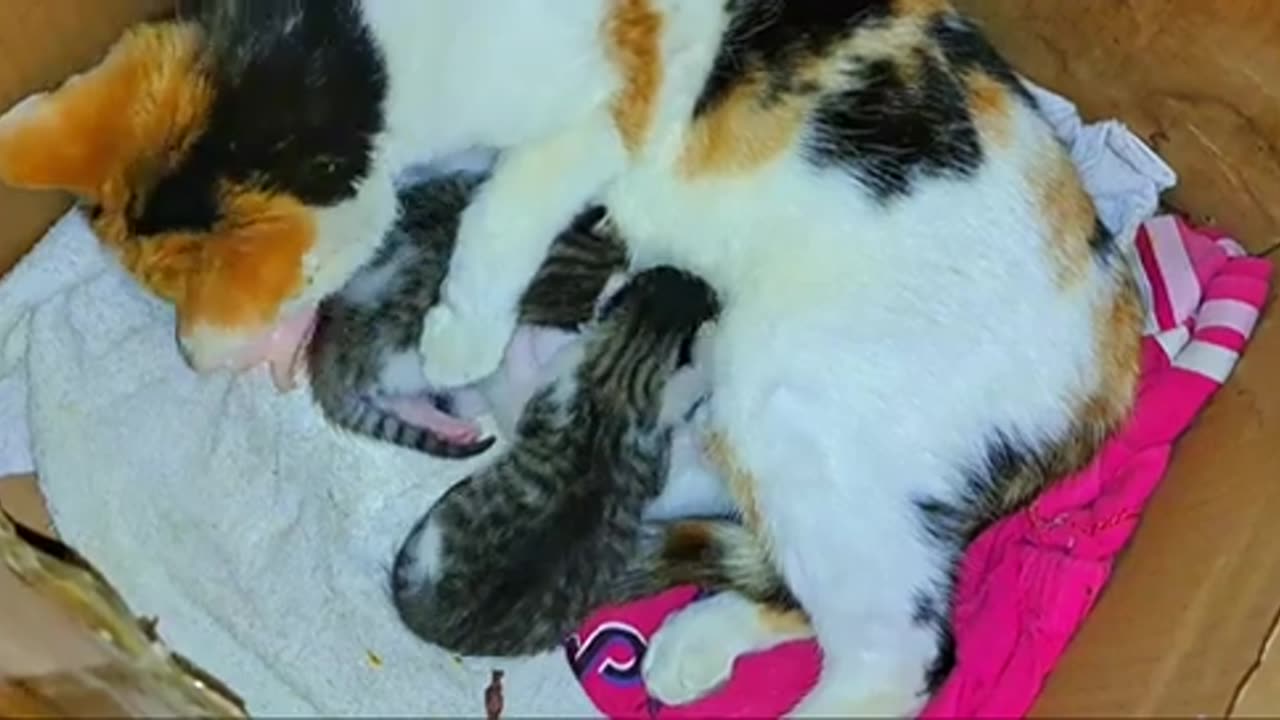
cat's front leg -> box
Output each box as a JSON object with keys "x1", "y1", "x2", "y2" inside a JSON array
[{"x1": 419, "y1": 113, "x2": 627, "y2": 387}]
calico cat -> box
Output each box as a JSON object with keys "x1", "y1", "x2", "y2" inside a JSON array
[
  {"x1": 307, "y1": 172, "x2": 626, "y2": 458},
  {"x1": 392, "y1": 265, "x2": 760, "y2": 655},
  {"x1": 0, "y1": 1, "x2": 1143, "y2": 715}
]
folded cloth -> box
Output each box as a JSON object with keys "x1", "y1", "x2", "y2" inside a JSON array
[
  {"x1": 571, "y1": 218, "x2": 1273, "y2": 718},
  {"x1": 1025, "y1": 82, "x2": 1178, "y2": 240}
]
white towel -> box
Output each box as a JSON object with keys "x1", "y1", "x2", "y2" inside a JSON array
[
  {"x1": 0, "y1": 188, "x2": 596, "y2": 716},
  {"x1": 0, "y1": 81, "x2": 1174, "y2": 717}
]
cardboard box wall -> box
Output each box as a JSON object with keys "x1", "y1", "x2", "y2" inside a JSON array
[{"x1": 0, "y1": 0, "x2": 1277, "y2": 716}]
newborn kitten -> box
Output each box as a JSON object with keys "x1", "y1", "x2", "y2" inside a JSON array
[
  {"x1": 391, "y1": 266, "x2": 730, "y2": 656},
  {"x1": 306, "y1": 173, "x2": 625, "y2": 457}
]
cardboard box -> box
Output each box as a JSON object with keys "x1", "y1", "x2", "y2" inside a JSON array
[{"x1": 0, "y1": 0, "x2": 1277, "y2": 716}]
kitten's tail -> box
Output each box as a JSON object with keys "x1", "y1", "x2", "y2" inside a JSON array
[
  {"x1": 328, "y1": 396, "x2": 495, "y2": 460},
  {"x1": 611, "y1": 518, "x2": 798, "y2": 611}
]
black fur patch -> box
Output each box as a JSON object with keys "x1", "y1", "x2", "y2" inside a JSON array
[
  {"x1": 1090, "y1": 217, "x2": 1119, "y2": 264},
  {"x1": 929, "y1": 14, "x2": 1034, "y2": 106},
  {"x1": 135, "y1": 0, "x2": 386, "y2": 235},
  {"x1": 597, "y1": 266, "x2": 720, "y2": 333},
  {"x1": 925, "y1": 623, "x2": 958, "y2": 692},
  {"x1": 808, "y1": 53, "x2": 983, "y2": 201},
  {"x1": 913, "y1": 431, "x2": 1051, "y2": 693},
  {"x1": 693, "y1": 0, "x2": 894, "y2": 117},
  {"x1": 912, "y1": 588, "x2": 958, "y2": 693},
  {"x1": 917, "y1": 432, "x2": 1034, "y2": 549}
]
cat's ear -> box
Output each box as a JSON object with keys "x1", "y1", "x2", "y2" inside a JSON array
[{"x1": 0, "y1": 22, "x2": 208, "y2": 199}]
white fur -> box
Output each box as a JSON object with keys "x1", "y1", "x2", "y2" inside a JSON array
[
  {"x1": 329, "y1": 3, "x2": 1123, "y2": 715},
  {"x1": 643, "y1": 401, "x2": 734, "y2": 522},
  {"x1": 377, "y1": 350, "x2": 430, "y2": 397},
  {"x1": 395, "y1": 515, "x2": 445, "y2": 592},
  {"x1": 643, "y1": 591, "x2": 813, "y2": 705}
]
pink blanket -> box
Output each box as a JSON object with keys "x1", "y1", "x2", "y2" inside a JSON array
[{"x1": 568, "y1": 215, "x2": 1274, "y2": 718}]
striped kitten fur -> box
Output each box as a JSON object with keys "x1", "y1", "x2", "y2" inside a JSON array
[
  {"x1": 391, "y1": 266, "x2": 793, "y2": 656},
  {"x1": 307, "y1": 172, "x2": 626, "y2": 457}
]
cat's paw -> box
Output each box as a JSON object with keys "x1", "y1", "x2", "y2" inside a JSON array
[
  {"x1": 418, "y1": 303, "x2": 514, "y2": 388},
  {"x1": 643, "y1": 594, "x2": 747, "y2": 705}
]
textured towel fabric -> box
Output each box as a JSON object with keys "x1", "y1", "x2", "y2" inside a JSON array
[
  {"x1": 0, "y1": 82, "x2": 1179, "y2": 717},
  {"x1": 0, "y1": 188, "x2": 595, "y2": 715},
  {"x1": 572, "y1": 218, "x2": 1273, "y2": 718}
]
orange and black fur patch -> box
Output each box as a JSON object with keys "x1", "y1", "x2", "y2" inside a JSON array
[
  {"x1": 672, "y1": 0, "x2": 1033, "y2": 197},
  {"x1": 0, "y1": 0, "x2": 388, "y2": 341}
]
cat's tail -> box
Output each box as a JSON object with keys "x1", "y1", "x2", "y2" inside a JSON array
[{"x1": 610, "y1": 518, "x2": 799, "y2": 611}]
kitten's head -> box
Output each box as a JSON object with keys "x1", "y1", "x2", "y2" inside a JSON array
[
  {"x1": 584, "y1": 266, "x2": 720, "y2": 425},
  {"x1": 0, "y1": 8, "x2": 388, "y2": 372}
]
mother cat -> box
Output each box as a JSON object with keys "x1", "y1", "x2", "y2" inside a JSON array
[{"x1": 0, "y1": 0, "x2": 1141, "y2": 715}]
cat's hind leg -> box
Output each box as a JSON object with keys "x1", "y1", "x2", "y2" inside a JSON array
[{"x1": 700, "y1": 316, "x2": 949, "y2": 717}]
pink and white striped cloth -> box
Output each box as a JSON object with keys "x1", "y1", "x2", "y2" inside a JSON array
[{"x1": 568, "y1": 215, "x2": 1274, "y2": 719}]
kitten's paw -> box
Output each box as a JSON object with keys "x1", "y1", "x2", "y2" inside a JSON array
[
  {"x1": 643, "y1": 594, "x2": 749, "y2": 705},
  {"x1": 418, "y1": 303, "x2": 513, "y2": 387},
  {"x1": 592, "y1": 272, "x2": 632, "y2": 320}
]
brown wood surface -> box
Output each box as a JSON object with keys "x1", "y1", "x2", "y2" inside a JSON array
[
  {"x1": 952, "y1": 5, "x2": 1280, "y2": 713},
  {"x1": 958, "y1": 0, "x2": 1280, "y2": 255},
  {"x1": 0, "y1": 0, "x2": 173, "y2": 274}
]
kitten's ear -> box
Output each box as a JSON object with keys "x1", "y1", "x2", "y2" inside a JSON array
[{"x1": 0, "y1": 22, "x2": 208, "y2": 199}]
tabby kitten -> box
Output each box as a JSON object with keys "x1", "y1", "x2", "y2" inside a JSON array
[
  {"x1": 0, "y1": 1, "x2": 1143, "y2": 714},
  {"x1": 307, "y1": 172, "x2": 626, "y2": 458},
  {"x1": 391, "y1": 266, "x2": 736, "y2": 655}
]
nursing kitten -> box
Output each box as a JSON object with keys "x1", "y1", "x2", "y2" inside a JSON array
[
  {"x1": 392, "y1": 266, "x2": 766, "y2": 655},
  {"x1": 307, "y1": 172, "x2": 626, "y2": 458},
  {"x1": 0, "y1": 1, "x2": 1144, "y2": 715}
]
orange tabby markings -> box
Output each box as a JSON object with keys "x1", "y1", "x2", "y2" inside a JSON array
[
  {"x1": 758, "y1": 606, "x2": 812, "y2": 636},
  {"x1": 0, "y1": 22, "x2": 210, "y2": 200},
  {"x1": 660, "y1": 521, "x2": 715, "y2": 564},
  {"x1": 1034, "y1": 145, "x2": 1098, "y2": 288},
  {"x1": 178, "y1": 185, "x2": 315, "y2": 334},
  {"x1": 964, "y1": 71, "x2": 1013, "y2": 146},
  {"x1": 605, "y1": 0, "x2": 663, "y2": 154},
  {"x1": 704, "y1": 431, "x2": 764, "y2": 533},
  {"x1": 1088, "y1": 277, "x2": 1143, "y2": 425},
  {"x1": 680, "y1": 75, "x2": 809, "y2": 178}
]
